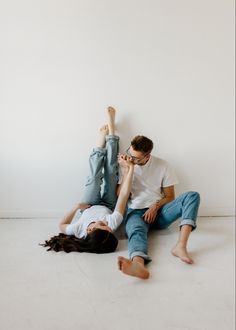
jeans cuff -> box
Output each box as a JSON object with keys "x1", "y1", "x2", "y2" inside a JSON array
[
  {"x1": 106, "y1": 135, "x2": 120, "y2": 141},
  {"x1": 130, "y1": 251, "x2": 152, "y2": 264},
  {"x1": 92, "y1": 147, "x2": 107, "y2": 154},
  {"x1": 179, "y1": 219, "x2": 197, "y2": 231}
]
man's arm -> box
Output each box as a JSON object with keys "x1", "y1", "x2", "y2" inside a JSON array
[
  {"x1": 143, "y1": 186, "x2": 175, "y2": 223},
  {"x1": 157, "y1": 186, "x2": 175, "y2": 208},
  {"x1": 59, "y1": 203, "x2": 91, "y2": 233}
]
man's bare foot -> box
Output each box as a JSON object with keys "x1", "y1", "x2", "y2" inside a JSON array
[
  {"x1": 117, "y1": 256, "x2": 150, "y2": 279},
  {"x1": 97, "y1": 124, "x2": 109, "y2": 148},
  {"x1": 171, "y1": 244, "x2": 194, "y2": 264},
  {"x1": 107, "y1": 106, "x2": 116, "y2": 135}
]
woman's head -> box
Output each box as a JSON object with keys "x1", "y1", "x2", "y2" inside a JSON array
[
  {"x1": 40, "y1": 229, "x2": 118, "y2": 254},
  {"x1": 87, "y1": 221, "x2": 112, "y2": 234},
  {"x1": 86, "y1": 229, "x2": 118, "y2": 253}
]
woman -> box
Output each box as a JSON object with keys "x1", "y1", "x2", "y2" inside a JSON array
[{"x1": 41, "y1": 107, "x2": 133, "y2": 254}]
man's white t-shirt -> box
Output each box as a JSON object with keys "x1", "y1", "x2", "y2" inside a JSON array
[
  {"x1": 65, "y1": 205, "x2": 123, "y2": 238},
  {"x1": 126, "y1": 156, "x2": 179, "y2": 209}
]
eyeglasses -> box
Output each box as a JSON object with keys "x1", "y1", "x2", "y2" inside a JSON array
[{"x1": 125, "y1": 147, "x2": 150, "y2": 164}]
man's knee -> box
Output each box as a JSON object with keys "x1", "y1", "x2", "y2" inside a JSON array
[
  {"x1": 180, "y1": 191, "x2": 200, "y2": 203},
  {"x1": 186, "y1": 191, "x2": 200, "y2": 204}
]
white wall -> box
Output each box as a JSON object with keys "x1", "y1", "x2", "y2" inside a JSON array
[{"x1": 0, "y1": 0, "x2": 235, "y2": 217}]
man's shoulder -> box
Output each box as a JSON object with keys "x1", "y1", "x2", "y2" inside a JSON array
[{"x1": 150, "y1": 155, "x2": 169, "y2": 168}]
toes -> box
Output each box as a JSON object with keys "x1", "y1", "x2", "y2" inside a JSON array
[
  {"x1": 117, "y1": 260, "x2": 122, "y2": 270},
  {"x1": 117, "y1": 256, "x2": 126, "y2": 262},
  {"x1": 117, "y1": 256, "x2": 126, "y2": 271}
]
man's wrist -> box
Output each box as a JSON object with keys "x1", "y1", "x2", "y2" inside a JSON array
[{"x1": 155, "y1": 200, "x2": 161, "y2": 209}]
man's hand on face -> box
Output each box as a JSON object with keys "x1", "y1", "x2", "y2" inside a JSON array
[{"x1": 118, "y1": 154, "x2": 134, "y2": 168}]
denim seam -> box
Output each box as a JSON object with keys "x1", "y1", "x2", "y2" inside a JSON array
[
  {"x1": 160, "y1": 200, "x2": 184, "y2": 215},
  {"x1": 160, "y1": 199, "x2": 198, "y2": 221}
]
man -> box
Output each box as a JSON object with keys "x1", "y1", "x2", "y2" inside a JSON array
[{"x1": 117, "y1": 135, "x2": 200, "y2": 279}]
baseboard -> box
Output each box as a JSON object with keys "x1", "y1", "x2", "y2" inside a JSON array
[
  {"x1": 0, "y1": 210, "x2": 63, "y2": 219},
  {"x1": 0, "y1": 208, "x2": 235, "y2": 219},
  {"x1": 198, "y1": 207, "x2": 235, "y2": 217}
]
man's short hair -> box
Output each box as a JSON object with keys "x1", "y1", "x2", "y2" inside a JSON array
[{"x1": 131, "y1": 135, "x2": 154, "y2": 153}]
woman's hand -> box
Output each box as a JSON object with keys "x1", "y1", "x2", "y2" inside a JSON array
[{"x1": 118, "y1": 154, "x2": 134, "y2": 169}]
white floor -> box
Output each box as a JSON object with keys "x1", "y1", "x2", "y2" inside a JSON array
[{"x1": 0, "y1": 217, "x2": 235, "y2": 330}]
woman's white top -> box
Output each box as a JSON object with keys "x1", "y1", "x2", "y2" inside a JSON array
[{"x1": 65, "y1": 205, "x2": 123, "y2": 238}]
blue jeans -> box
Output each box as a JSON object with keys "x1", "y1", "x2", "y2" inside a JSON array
[
  {"x1": 82, "y1": 135, "x2": 119, "y2": 210},
  {"x1": 125, "y1": 191, "x2": 200, "y2": 263}
]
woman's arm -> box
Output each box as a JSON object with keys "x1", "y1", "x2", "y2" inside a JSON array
[
  {"x1": 59, "y1": 203, "x2": 91, "y2": 233},
  {"x1": 114, "y1": 155, "x2": 134, "y2": 216},
  {"x1": 116, "y1": 154, "x2": 131, "y2": 196}
]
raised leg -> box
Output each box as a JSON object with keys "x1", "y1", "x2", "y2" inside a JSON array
[
  {"x1": 82, "y1": 126, "x2": 108, "y2": 205},
  {"x1": 102, "y1": 107, "x2": 120, "y2": 209}
]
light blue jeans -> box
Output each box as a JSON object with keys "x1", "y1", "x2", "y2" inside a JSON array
[
  {"x1": 125, "y1": 191, "x2": 200, "y2": 263},
  {"x1": 82, "y1": 135, "x2": 119, "y2": 210}
]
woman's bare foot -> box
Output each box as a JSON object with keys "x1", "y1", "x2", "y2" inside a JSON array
[
  {"x1": 97, "y1": 125, "x2": 109, "y2": 148},
  {"x1": 117, "y1": 256, "x2": 150, "y2": 279},
  {"x1": 171, "y1": 244, "x2": 194, "y2": 264},
  {"x1": 107, "y1": 106, "x2": 116, "y2": 135}
]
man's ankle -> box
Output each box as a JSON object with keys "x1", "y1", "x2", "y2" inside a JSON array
[
  {"x1": 133, "y1": 256, "x2": 145, "y2": 265},
  {"x1": 176, "y1": 242, "x2": 188, "y2": 248}
]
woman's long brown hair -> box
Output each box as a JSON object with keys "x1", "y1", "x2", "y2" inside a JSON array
[{"x1": 40, "y1": 229, "x2": 118, "y2": 254}]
